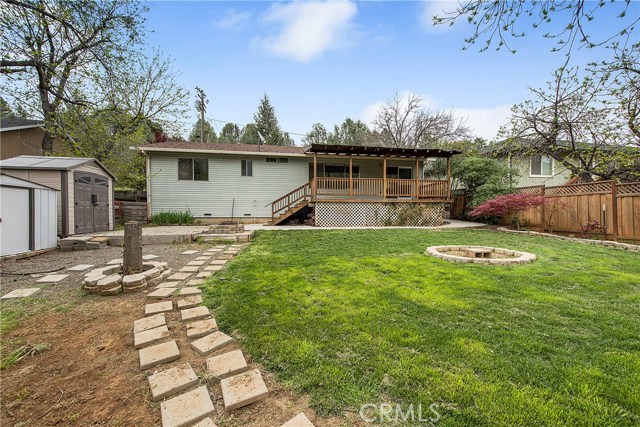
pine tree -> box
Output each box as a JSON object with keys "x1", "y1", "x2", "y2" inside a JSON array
[
  {"x1": 188, "y1": 118, "x2": 217, "y2": 142},
  {"x1": 240, "y1": 123, "x2": 259, "y2": 145},
  {"x1": 219, "y1": 123, "x2": 241, "y2": 144},
  {"x1": 253, "y1": 94, "x2": 291, "y2": 145},
  {"x1": 0, "y1": 97, "x2": 17, "y2": 118}
]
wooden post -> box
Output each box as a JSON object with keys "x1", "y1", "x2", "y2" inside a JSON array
[
  {"x1": 446, "y1": 157, "x2": 451, "y2": 200},
  {"x1": 611, "y1": 181, "x2": 618, "y2": 241},
  {"x1": 349, "y1": 155, "x2": 353, "y2": 198},
  {"x1": 540, "y1": 186, "x2": 546, "y2": 232},
  {"x1": 123, "y1": 221, "x2": 143, "y2": 274},
  {"x1": 415, "y1": 156, "x2": 419, "y2": 199},
  {"x1": 383, "y1": 155, "x2": 387, "y2": 199},
  {"x1": 312, "y1": 154, "x2": 317, "y2": 198}
]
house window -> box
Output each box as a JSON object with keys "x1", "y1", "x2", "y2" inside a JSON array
[
  {"x1": 241, "y1": 159, "x2": 253, "y2": 176},
  {"x1": 386, "y1": 166, "x2": 412, "y2": 179},
  {"x1": 178, "y1": 158, "x2": 208, "y2": 181},
  {"x1": 324, "y1": 164, "x2": 359, "y2": 178},
  {"x1": 266, "y1": 157, "x2": 289, "y2": 163},
  {"x1": 530, "y1": 156, "x2": 553, "y2": 177}
]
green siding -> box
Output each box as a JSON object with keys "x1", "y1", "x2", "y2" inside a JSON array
[{"x1": 509, "y1": 157, "x2": 572, "y2": 187}]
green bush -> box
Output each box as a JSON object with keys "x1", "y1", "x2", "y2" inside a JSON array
[{"x1": 151, "y1": 210, "x2": 194, "y2": 225}]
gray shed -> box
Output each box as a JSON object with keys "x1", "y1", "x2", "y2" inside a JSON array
[
  {"x1": 0, "y1": 156, "x2": 115, "y2": 236},
  {"x1": 1, "y1": 174, "x2": 58, "y2": 256}
]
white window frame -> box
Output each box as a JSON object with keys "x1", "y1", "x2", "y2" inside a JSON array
[{"x1": 529, "y1": 155, "x2": 554, "y2": 177}]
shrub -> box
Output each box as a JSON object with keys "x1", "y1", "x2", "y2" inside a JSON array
[
  {"x1": 469, "y1": 193, "x2": 545, "y2": 229},
  {"x1": 580, "y1": 220, "x2": 607, "y2": 239},
  {"x1": 151, "y1": 210, "x2": 194, "y2": 225}
]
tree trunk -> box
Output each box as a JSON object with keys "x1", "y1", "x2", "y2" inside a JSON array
[{"x1": 123, "y1": 221, "x2": 143, "y2": 274}]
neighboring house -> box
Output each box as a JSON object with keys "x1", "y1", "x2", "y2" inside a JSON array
[
  {"x1": 0, "y1": 173, "x2": 58, "y2": 256},
  {"x1": 0, "y1": 118, "x2": 63, "y2": 160},
  {"x1": 139, "y1": 142, "x2": 459, "y2": 227},
  {"x1": 0, "y1": 156, "x2": 116, "y2": 236},
  {"x1": 506, "y1": 154, "x2": 572, "y2": 187}
]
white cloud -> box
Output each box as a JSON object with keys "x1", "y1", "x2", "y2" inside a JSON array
[
  {"x1": 419, "y1": 0, "x2": 464, "y2": 33},
  {"x1": 214, "y1": 10, "x2": 251, "y2": 31},
  {"x1": 255, "y1": 1, "x2": 358, "y2": 62},
  {"x1": 360, "y1": 91, "x2": 512, "y2": 141}
]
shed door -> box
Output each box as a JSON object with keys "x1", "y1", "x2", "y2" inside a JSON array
[
  {"x1": 74, "y1": 173, "x2": 109, "y2": 234},
  {"x1": 1, "y1": 187, "x2": 30, "y2": 256}
]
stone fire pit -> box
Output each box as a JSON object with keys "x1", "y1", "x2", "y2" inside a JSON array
[
  {"x1": 83, "y1": 261, "x2": 171, "y2": 296},
  {"x1": 426, "y1": 245, "x2": 536, "y2": 265}
]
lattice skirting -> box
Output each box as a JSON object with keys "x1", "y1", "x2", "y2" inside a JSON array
[{"x1": 315, "y1": 202, "x2": 445, "y2": 227}]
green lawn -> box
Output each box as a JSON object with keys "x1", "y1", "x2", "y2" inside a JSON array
[{"x1": 202, "y1": 229, "x2": 640, "y2": 426}]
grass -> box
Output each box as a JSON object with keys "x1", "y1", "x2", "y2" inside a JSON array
[{"x1": 202, "y1": 229, "x2": 640, "y2": 426}]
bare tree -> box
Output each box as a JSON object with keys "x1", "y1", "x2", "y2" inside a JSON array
[
  {"x1": 372, "y1": 93, "x2": 470, "y2": 148},
  {"x1": 0, "y1": 0, "x2": 147, "y2": 152}
]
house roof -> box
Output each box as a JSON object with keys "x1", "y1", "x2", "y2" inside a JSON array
[
  {"x1": 0, "y1": 118, "x2": 44, "y2": 132},
  {"x1": 306, "y1": 144, "x2": 461, "y2": 158},
  {"x1": 0, "y1": 155, "x2": 116, "y2": 179},
  {"x1": 140, "y1": 141, "x2": 307, "y2": 156},
  {"x1": 0, "y1": 173, "x2": 59, "y2": 191}
]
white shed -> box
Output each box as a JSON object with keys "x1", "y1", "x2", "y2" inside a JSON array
[
  {"x1": 1, "y1": 174, "x2": 58, "y2": 256},
  {"x1": 0, "y1": 156, "x2": 115, "y2": 236}
]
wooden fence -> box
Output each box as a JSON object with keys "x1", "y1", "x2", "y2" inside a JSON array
[{"x1": 512, "y1": 181, "x2": 640, "y2": 241}]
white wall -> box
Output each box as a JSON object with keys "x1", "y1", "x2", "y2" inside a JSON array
[{"x1": 0, "y1": 186, "x2": 30, "y2": 256}]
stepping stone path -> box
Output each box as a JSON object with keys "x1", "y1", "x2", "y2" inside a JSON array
[
  {"x1": 281, "y1": 413, "x2": 315, "y2": 427},
  {"x1": 220, "y1": 369, "x2": 269, "y2": 411},
  {"x1": 36, "y1": 274, "x2": 68, "y2": 283},
  {"x1": 139, "y1": 340, "x2": 181, "y2": 370},
  {"x1": 143, "y1": 254, "x2": 159, "y2": 260},
  {"x1": 107, "y1": 258, "x2": 123, "y2": 265},
  {"x1": 67, "y1": 264, "x2": 94, "y2": 271},
  {"x1": 1, "y1": 288, "x2": 41, "y2": 299},
  {"x1": 127, "y1": 243, "x2": 276, "y2": 426}
]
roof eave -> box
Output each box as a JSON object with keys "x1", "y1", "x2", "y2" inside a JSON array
[{"x1": 139, "y1": 146, "x2": 308, "y2": 157}]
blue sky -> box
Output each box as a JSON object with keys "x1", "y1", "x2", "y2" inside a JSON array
[{"x1": 144, "y1": 1, "x2": 636, "y2": 143}]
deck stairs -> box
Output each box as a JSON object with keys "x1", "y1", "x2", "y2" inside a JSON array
[{"x1": 268, "y1": 182, "x2": 312, "y2": 225}]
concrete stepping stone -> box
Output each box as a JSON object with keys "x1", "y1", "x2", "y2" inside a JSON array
[
  {"x1": 179, "y1": 266, "x2": 199, "y2": 272},
  {"x1": 204, "y1": 265, "x2": 222, "y2": 272},
  {"x1": 36, "y1": 274, "x2": 68, "y2": 283},
  {"x1": 206, "y1": 349, "x2": 248, "y2": 379},
  {"x1": 148, "y1": 363, "x2": 199, "y2": 402},
  {"x1": 186, "y1": 318, "x2": 218, "y2": 339},
  {"x1": 139, "y1": 340, "x2": 181, "y2": 370},
  {"x1": 143, "y1": 254, "x2": 159, "y2": 260},
  {"x1": 179, "y1": 287, "x2": 201, "y2": 296},
  {"x1": 160, "y1": 385, "x2": 214, "y2": 427},
  {"x1": 220, "y1": 369, "x2": 268, "y2": 411},
  {"x1": 195, "y1": 256, "x2": 212, "y2": 261},
  {"x1": 156, "y1": 281, "x2": 181, "y2": 289},
  {"x1": 177, "y1": 295, "x2": 203, "y2": 309},
  {"x1": 192, "y1": 419, "x2": 217, "y2": 427},
  {"x1": 134, "y1": 325, "x2": 170, "y2": 349},
  {"x1": 209, "y1": 260, "x2": 227, "y2": 265},
  {"x1": 168, "y1": 272, "x2": 191, "y2": 281},
  {"x1": 191, "y1": 331, "x2": 234, "y2": 356},
  {"x1": 1, "y1": 288, "x2": 41, "y2": 299},
  {"x1": 134, "y1": 313, "x2": 166, "y2": 333},
  {"x1": 107, "y1": 258, "x2": 123, "y2": 265},
  {"x1": 180, "y1": 306, "x2": 210, "y2": 321},
  {"x1": 187, "y1": 260, "x2": 206, "y2": 266},
  {"x1": 181, "y1": 250, "x2": 199, "y2": 255},
  {"x1": 67, "y1": 264, "x2": 94, "y2": 271},
  {"x1": 186, "y1": 279, "x2": 205, "y2": 286},
  {"x1": 281, "y1": 413, "x2": 315, "y2": 427},
  {"x1": 148, "y1": 287, "x2": 177, "y2": 299},
  {"x1": 145, "y1": 301, "x2": 173, "y2": 316},
  {"x1": 196, "y1": 271, "x2": 213, "y2": 279}
]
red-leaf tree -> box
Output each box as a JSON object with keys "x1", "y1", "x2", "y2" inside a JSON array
[{"x1": 469, "y1": 193, "x2": 545, "y2": 230}]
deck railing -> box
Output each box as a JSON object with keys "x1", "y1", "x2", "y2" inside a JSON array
[
  {"x1": 270, "y1": 181, "x2": 312, "y2": 222},
  {"x1": 315, "y1": 178, "x2": 449, "y2": 199}
]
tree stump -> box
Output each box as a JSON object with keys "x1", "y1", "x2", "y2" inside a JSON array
[{"x1": 123, "y1": 221, "x2": 143, "y2": 274}]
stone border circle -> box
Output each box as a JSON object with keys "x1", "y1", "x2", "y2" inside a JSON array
[{"x1": 426, "y1": 245, "x2": 536, "y2": 265}]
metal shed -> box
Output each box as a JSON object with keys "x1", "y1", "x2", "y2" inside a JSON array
[
  {"x1": 0, "y1": 156, "x2": 115, "y2": 236},
  {"x1": 1, "y1": 174, "x2": 58, "y2": 256}
]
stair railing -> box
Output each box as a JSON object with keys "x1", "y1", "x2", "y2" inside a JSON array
[{"x1": 268, "y1": 181, "x2": 312, "y2": 223}]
